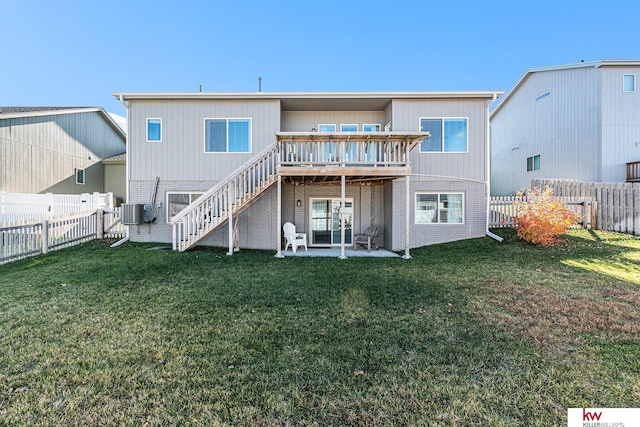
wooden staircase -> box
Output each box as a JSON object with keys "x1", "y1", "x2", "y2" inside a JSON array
[{"x1": 171, "y1": 144, "x2": 278, "y2": 251}]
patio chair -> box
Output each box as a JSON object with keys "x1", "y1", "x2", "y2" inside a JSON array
[
  {"x1": 283, "y1": 222, "x2": 307, "y2": 253},
  {"x1": 353, "y1": 225, "x2": 379, "y2": 252}
]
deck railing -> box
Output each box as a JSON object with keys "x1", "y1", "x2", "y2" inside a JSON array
[
  {"x1": 626, "y1": 161, "x2": 640, "y2": 182},
  {"x1": 171, "y1": 144, "x2": 278, "y2": 251},
  {"x1": 276, "y1": 132, "x2": 427, "y2": 169}
]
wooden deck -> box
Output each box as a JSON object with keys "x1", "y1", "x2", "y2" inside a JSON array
[
  {"x1": 276, "y1": 132, "x2": 428, "y2": 184},
  {"x1": 627, "y1": 160, "x2": 640, "y2": 182}
]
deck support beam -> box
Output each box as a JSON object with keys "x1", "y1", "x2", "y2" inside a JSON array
[
  {"x1": 227, "y1": 185, "x2": 234, "y2": 256},
  {"x1": 275, "y1": 175, "x2": 284, "y2": 258},
  {"x1": 402, "y1": 175, "x2": 412, "y2": 259},
  {"x1": 339, "y1": 175, "x2": 347, "y2": 259}
]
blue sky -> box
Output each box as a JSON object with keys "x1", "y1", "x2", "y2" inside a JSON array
[{"x1": 2, "y1": 0, "x2": 638, "y2": 116}]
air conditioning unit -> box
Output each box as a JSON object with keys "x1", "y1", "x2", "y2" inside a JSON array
[{"x1": 121, "y1": 204, "x2": 145, "y2": 225}]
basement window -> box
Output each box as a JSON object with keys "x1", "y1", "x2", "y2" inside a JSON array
[{"x1": 166, "y1": 192, "x2": 204, "y2": 223}]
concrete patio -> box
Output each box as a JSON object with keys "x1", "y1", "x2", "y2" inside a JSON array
[{"x1": 280, "y1": 247, "x2": 400, "y2": 258}]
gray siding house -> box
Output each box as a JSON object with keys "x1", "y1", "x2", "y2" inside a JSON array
[
  {"x1": 114, "y1": 91, "x2": 500, "y2": 254},
  {"x1": 0, "y1": 107, "x2": 126, "y2": 196},
  {"x1": 490, "y1": 60, "x2": 640, "y2": 196}
]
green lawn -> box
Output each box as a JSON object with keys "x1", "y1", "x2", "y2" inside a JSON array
[{"x1": 1, "y1": 229, "x2": 639, "y2": 426}]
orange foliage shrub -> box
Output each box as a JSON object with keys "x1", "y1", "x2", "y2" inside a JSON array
[{"x1": 512, "y1": 186, "x2": 579, "y2": 246}]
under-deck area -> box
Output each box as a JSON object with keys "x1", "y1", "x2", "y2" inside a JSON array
[{"x1": 275, "y1": 132, "x2": 428, "y2": 259}]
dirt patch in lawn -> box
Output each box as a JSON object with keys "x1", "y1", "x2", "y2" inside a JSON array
[{"x1": 477, "y1": 282, "x2": 640, "y2": 348}]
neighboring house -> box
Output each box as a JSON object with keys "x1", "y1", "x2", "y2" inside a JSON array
[
  {"x1": 490, "y1": 60, "x2": 640, "y2": 196},
  {"x1": 114, "y1": 91, "x2": 500, "y2": 253},
  {"x1": 0, "y1": 107, "x2": 126, "y2": 195},
  {"x1": 102, "y1": 153, "x2": 127, "y2": 205}
]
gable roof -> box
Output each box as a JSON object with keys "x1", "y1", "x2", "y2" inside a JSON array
[
  {"x1": 490, "y1": 59, "x2": 640, "y2": 117},
  {"x1": 0, "y1": 106, "x2": 126, "y2": 140}
]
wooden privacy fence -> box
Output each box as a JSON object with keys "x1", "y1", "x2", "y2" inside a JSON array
[
  {"x1": 489, "y1": 196, "x2": 596, "y2": 229},
  {"x1": 0, "y1": 208, "x2": 126, "y2": 265},
  {"x1": 532, "y1": 179, "x2": 640, "y2": 235}
]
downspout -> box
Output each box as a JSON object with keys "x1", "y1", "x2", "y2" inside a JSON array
[
  {"x1": 486, "y1": 93, "x2": 503, "y2": 242},
  {"x1": 111, "y1": 94, "x2": 130, "y2": 248}
]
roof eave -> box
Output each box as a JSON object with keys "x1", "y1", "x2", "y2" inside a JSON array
[{"x1": 113, "y1": 91, "x2": 503, "y2": 102}]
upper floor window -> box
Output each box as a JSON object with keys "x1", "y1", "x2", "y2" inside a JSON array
[
  {"x1": 147, "y1": 118, "x2": 162, "y2": 142},
  {"x1": 340, "y1": 124, "x2": 358, "y2": 132},
  {"x1": 527, "y1": 155, "x2": 541, "y2": 171},
  {"x1": 318, "y1": 124, "x2": 336, "y2": 132},
  {"x1": 363, "y1": 124, "x2": 381, "y2": 132},
  {"x1": 205, "y1": 118, "x2": 251, "y2": 153},
  {"x1": 420, "y1": 118, "x2": 468, "y2": 152},
  {"x1": 623, "y1": 74, "x2": 636, "y2": 92}
]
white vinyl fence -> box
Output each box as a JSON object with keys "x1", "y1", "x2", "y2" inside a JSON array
[
  {"x1": 0, "y1": 208, "x2": 126, "y2": 265},
  {"x1": 0, "y1": 192, "x2": 114, "y2": 223}
]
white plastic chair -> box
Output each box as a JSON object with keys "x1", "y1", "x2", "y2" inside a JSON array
[{"x1": 283, "y1": 222, "x2": 307, "y2": 253}]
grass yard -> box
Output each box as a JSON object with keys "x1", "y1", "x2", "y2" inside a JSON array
[{"x1": 1, "y1": 229, "x2": 639, "y2": 426}]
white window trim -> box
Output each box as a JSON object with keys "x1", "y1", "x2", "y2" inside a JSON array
[
  {"x1": 75, "y1": 168, "x2": 85, "y2": 185},
  {"x1": 526, "y1": 154, "x2": 541, "y2": 172},
  {"x1": 419, "y1": 117, "x2": 469, "y2": 153},
  {"x1": 166, "y1": 191, "x2": 205, "y2": 223},
  {"x1": 363, "y1": 124, "x2": 381, "y2": 132},
  {"x1": 415, "y1": 192, "x2": 465, "y2": 225},
  {"x1": 340, "y1": 124, "x2": 358, "y2": 132},
  {"x1": 318, "y1": 124, "x2": 336, "y2": 132},
  {"x1": 146, "y1": 118, "x2": 162, "y2": 142},
  {"x1": 623, "y1": 74, "x2": 636, "y2": 92},
  {"x1": 203, "y1": 118, "x2": 252, "y2": 154}
]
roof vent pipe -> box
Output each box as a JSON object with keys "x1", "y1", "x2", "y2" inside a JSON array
[
  {"x1": 199, "y1": 84, "x2": 203, "y2": 93},
  {"x1": 258, "y1": 77, "x2": 262, "y2": 92}
]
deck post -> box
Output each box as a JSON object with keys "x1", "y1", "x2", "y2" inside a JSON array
[
  {"x1": 275, "y1": 175, "x2": 284, "y2": 258},
  {"x1": 227, "y1": 184, "x2": 234, "y2": 256},
  {"x1": 402, "y1": 175, "x2": 412, "y2": 259},
  {"x1": 339, "y1": 175, "x2": 347, "y2": 259}
]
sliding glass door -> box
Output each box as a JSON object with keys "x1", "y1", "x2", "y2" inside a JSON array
[{"x1": 310, "y1": 198, "x2": 353, "y2": 246}]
